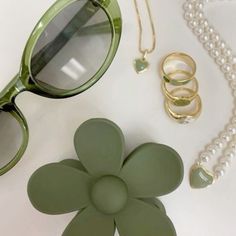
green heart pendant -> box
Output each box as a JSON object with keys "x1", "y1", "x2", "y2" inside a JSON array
[
  {"x1": 134, "y1": 58, "x2": 149, "y2": 74},
  {"x1": 190, "y1": 165, "x2": 214, "y2": 189}
]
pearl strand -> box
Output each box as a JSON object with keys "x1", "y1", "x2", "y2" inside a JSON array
[{"x1": 184, "y1": 0, "x2": 236, "y2": 181}]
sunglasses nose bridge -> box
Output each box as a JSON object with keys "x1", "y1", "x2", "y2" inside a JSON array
[{"x1": 0, "y1": 74, "x2": 26, "y2": 104}]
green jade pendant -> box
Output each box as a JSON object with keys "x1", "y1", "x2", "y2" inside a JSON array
[
  {"x1": 190, "y1": 165, "x2": 214, "y2": 189},
  {"x1": 134, "y1": 51, "x2": 150, "y2": 74},
  {"x1": 134, "y1": 57, "x2": 149, "y2": 74}
]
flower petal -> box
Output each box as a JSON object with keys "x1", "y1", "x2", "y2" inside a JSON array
[
  {"x1": 63, "y1": 206, "x2": 115, "y2": 236},
  {"x1": 74, "y1": 119, "x2": 125, "y2": 176},
  {"x1": 120, "y1": 143, "x2": 184, "y2": 197},
  {"x1": 28, "y1": 163, "x2": 91, "y2": 215},
  {"x1": 141, "y1": 198, "x2": 166, "y2": 214},
  {"x1": 115, "y1": 199, "x2": 176, "y2": 236},
  {"x1": 60, "y1": 159, "x2": 87, "y2": 172}
]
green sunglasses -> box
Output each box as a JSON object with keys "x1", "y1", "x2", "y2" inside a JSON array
[{"x1": 0, "y1": 0, "x2": 122, "y2": 176}]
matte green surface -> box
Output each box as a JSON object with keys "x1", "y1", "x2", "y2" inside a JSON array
[
  {"x1": 28, "y1": 163, "x2": 91, "y2": 214},
  {"x1": 74, "y1": 119, "x2": 125, "y2": 176},
  {"x1": 120, "y1": 143, "x2": 184, "y2": 197},
  {"x1": 0, "y1": 0, "x2": 122, "y2": 176},
  {"x1": 60, "y1": 159, "x2": 87, "y2": 172},
  {"x1": 63, "y1": 206, "x2": 115, "y2": 236},
  {"x1": 190, "y1": 166, "x2": 214, "y2": 189},
  {"x1": 28, "y1": 118, "x2": 183, "y2": 235},
  {"x1": 115, "y1": 199, "x2": 176, "y2": 236},
  {"x1": 141, "y1": 198, "x2": 166, "y2": 214},
  {"x1": 91, "y1": 176, "x2": 128, "y2": 214}
]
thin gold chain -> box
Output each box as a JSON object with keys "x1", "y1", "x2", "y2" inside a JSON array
[{"x1": 133, "y1": 0, "x2": 156, "y2": 55}]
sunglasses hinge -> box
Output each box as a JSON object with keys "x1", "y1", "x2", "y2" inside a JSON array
[{"x1": 0, "y1": 74, "x2": 26, "y2": 103}]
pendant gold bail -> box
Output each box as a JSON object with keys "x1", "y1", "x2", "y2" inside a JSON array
[{"x1": 142, "y1": 50, "x2": 148, "y2": 60}]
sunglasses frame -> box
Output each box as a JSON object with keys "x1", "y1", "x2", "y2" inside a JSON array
[{"x1": 0, "y1": 0, "x2": 122, "y2": 175}]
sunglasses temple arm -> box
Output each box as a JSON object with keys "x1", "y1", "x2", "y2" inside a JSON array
[{"x1": 31, "y1": 1, "x2": 100, "y2": 76}]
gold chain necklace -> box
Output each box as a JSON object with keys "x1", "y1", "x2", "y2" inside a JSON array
[{"x1": 133, "y1": 0, "x2": 156, "y2": 74}]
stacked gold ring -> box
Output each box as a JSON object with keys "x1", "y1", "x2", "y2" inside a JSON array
[
  {"x1": 161, "y1": 52, "x2": 197, "y2": 86},
  {"x1": 162, "y1": 71, "x2": 199, "y2": 106},
  {"x1": 160, "y1": 52, "x2": 202, "y2": 124},
  {"x1": 164, "y1": 94, "x2": 202, "y2": 124}
]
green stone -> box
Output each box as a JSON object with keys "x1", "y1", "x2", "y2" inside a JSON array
[
  {"x1": 134, "y1": 58, "x2": 149, "y2": 74},
  {"x1": 190, "y1": 165, "x2": 214, "y2": 189},
  {"x1": 163, "y1": 75, "x2": 170, "y2": 83},
  {"x1": 173, "y1": 99, "x2": 191, "y2": 107}
]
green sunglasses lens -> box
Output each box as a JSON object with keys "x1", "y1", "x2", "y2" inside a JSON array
[
  {"x1": 30, "y1": 0, "x2": 112, "y2": 90},
  {"x1": 0, "y1": 111, "x2": 23, "y2": 169}
]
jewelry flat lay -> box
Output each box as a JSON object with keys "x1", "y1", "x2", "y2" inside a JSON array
[
  {"x1": 133, "y1": 0, "x2": 156, "y2": 74},
  {"x1": 160, "y1": 52, "x2": 202, "y2": 124},
  {"x1": 184, "y1": 0, "x2": 236, "y2": 188},
  {"x1": 2, "y1": 0, "x2": 236, "y2": 235},
  {"x1": 0, "y1": 0, "x2": 122, "y2": 176}
]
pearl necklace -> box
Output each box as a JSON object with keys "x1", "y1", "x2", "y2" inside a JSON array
[{"x1": 183, "y1": 0, "x2": 236, "y2": 188}]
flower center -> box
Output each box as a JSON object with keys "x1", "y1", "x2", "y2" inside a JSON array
[{"x1": 91, "y1": 175, "x2": 128, "y2": 215}]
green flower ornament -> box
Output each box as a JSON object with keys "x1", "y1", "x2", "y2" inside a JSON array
[{"x1": 28, "y1": 118, "x2": 184, "y2": 236}]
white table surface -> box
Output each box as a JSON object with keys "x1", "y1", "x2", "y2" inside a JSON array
[{"x1": 0, "y1": 0, "x2": 236, "y2": 235}]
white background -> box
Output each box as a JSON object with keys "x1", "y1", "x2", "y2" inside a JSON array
[{"x1": 0, "y1": 0, "x2": 236, "y2": 235}]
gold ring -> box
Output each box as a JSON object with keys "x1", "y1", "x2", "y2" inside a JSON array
[
  {"x1": 164, "y1": 95, "x2": 202, "y2": 124},
  {"x1": 161, "y1": 52, "x2": 197, "y2": 86},
  {"x1": 162, "y1": 72, "x2": 199, "y2": 106}
]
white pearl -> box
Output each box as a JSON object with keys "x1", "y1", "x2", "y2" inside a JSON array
[
  {"x1": 195, "y1": 11, "x2": 204, "y2": 20},
  {"x1": 210, "y1": 33, "x2": 220, "y2": 42},
  {"x1": 199, "y1": 19, "x2": 209, "y2": 28},
  {"x1": 230, "y1": 142, "x2": 236, "y2": 152},
  {"x1": 184, "y1": 11, "x2": 195, "y2": 20},
  {"x1": 199, "y1": 33, "x2": 210, "y2": 43},
  {"x1": 199, "y1": 152, "x2": 211, "y2": 162},
  {"x1": 222, "y1": 48, "x2": 232, "y2": 57},
  {"x1": 220, "y1": 131, "x2": 231, "y2": 143},
  {"x1": 221, "y1": 64, "x2": 232, "y2": 73},
  {"x1": 195, "y1": 2, "x2": 204, "y2": 10},
  {"x1": 227, "y1": 124, "x2": 236, "y2": 135},
  {"x1": 224, "y1": 149, "x2": 235, "y2": 160},
  {"x1": 219, "y1": 157, "x2": 231, "y2": 168},
  {"x1": 205, "y1": 26, "x2": 215, "y2": 34},
  {"x1": 214, "y1": 166, "x2": 225, "y2": 178},
  {"x1": 206, "y1": 145, "x2": 217, "y2": 155},
  {"x1": 204, "y1": 41, "x2": 215, "y2": 51},
  {"x1": 230, "y1": 81, "x2": 236, "y2": 90},
  {"x1": 210, "y1": 48, "x2": 220, "y2": 58},
  {"x1": 183, "y1": 2, "x2": 194, "y2": 11},
  {"x1": 216, "y1": 56, "x2": 226, "y2": 66},
  {"x1": 194, "y1": 26, "x2": 204, "y2": 36},
  {"x1": 226, "y1": 72, "x2": 236, "y2": 81},
  {"x1": 213, "y1": 138, "x2": 224, "y2": 149},
  {"x1": 231, "y1": 56, "x2": 236, "y2": 64},
  {"x1": 214, "y1": 170, "x2": 225, "y2": 179},
  {"x1": 215, "y1": 41, "x2": 226, "y2": 50},
  {"x1": 188, "y1": 19, "x2": 199, "y2": 29}
]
